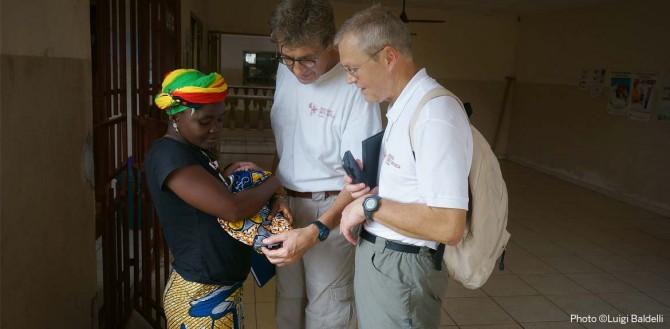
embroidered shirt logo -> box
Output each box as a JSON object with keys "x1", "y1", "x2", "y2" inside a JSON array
[
  {"x1": 309, "y1": 102, "x2": 336, "y2": 119},
  {"x1": 383, "y1": 151, "x2": 401, "y2": 169}
]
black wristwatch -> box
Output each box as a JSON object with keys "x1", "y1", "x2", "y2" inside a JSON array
[
  {"x1": 311, "y1": 220, "x2": 330, "y2": 241},
  {"x1": 363, "y1": 195, "x2": 381, "y2": 221}
]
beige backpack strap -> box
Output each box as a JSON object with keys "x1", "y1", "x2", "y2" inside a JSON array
[
  {"x1": 408, "y1": 86, "x2": 469, "y2": 270},
  {"x1": 409, "y1": 87, "x2": 466, "y2": 152}
]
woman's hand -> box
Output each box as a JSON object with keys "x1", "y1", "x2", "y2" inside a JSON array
[{"x1": 268, "y1": 195, "x2": 293, "y2": 225}]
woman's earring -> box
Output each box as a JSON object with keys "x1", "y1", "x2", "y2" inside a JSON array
[{"x1": 172, "y1": 121, "x2": 179, "y2": 133}]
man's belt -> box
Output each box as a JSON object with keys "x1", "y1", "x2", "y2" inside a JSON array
[
  {"x1": 286, "y1": 189, "x2": 339, "y2": 199},
  {"x1": 361, "y1": 229, "x2": 444, "y2": 270},
  {"x1": 360, "y1": 229, "x2": 425, "y2": 254}
]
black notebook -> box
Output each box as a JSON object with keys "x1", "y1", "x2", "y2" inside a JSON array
[
  {"x1": 361, "y1": 130, "x2": 384, "y2": 189},
  {"x1": 250, "y1": 250, "x2": 275, "y2": 287}
]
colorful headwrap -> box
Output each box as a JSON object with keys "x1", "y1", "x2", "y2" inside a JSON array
[{"x1": 154, "y1": 69, "x2": 229, "y2": 115}]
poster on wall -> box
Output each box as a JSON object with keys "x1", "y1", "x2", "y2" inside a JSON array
[
  {"x1": 578, "y1": 68, "x2": 606, "y2": 98},
  {"x1": 627, "y1": 73, "x2": 657, "y2": 121},
  {"x1": 658, "y1": 74, "x2": 670, "y2": 121},
  {"x1": 607, "y1": 72, "x2": 632, "y2": 115},
  {"x1": 578, "y1": 69, "x2": 589, "y2": 90},
  {"x1": 590, "y1": 68, "x2": 606, "y2": 98}
]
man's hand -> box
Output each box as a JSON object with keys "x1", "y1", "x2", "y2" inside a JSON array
[
  {"x1": 340, "y1": 196, "x2": 369, "y2": 245},
  {"x1": 343, "y1": 159, "x2": 377, "y2": 198},
  {"x1": 262, "y1": 225, "x2": 319, "y2": 266}
]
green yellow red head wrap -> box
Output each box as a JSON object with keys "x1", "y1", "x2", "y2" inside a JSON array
[{"x1": 154, "y1": 69, "x2": 229, "y2": 115}]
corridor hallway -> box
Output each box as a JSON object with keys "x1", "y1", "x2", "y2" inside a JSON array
[{"x1": 127, "y1": 160, "x2": 670, "y2": 328}]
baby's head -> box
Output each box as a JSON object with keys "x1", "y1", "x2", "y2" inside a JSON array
[
  {"x1": 222, "y1": 162, "x2": 240, "y2": 177},
  {"x1": 222, "y1": 161, "x2": 257, "y2": 177}
]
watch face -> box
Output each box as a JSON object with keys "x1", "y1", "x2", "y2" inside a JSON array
[
  {"x1": 364, "y1": 197, "x2": 377, "y2": 211},
  {"x1": 319, "y1": 229, "x2": 330, "y2": 240}
]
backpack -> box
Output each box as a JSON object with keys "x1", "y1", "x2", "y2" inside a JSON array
[{"x1": 409, "y1": 87, "x2": 510, "y2": 289}]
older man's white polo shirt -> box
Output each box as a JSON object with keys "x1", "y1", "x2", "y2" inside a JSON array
[
  {"x1": 364, "y1": 69, "x2": 473, "y2": 249},
  {"x1": 271, "y1": 64, "x2": 382, "y2": 192}
]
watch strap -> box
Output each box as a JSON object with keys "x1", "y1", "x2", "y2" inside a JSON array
[{"x1": 311, "y1": 220, "x2": 329, "y2": 241}]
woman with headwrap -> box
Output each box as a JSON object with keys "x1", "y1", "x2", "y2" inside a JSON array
[{"x1": 145, "y1": 69, "x2": 290, "y2": 329}]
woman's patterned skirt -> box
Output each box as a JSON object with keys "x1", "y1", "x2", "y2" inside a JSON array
[{"x1": 163, "y1": 270, "x2": 244, "y2": 329}]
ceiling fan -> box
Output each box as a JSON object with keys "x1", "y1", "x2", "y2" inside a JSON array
[{"x1": 399, "y1": 0, "x2": 445, "y2": 24}]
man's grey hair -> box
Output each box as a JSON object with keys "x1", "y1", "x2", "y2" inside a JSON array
[
  {"x1": 334, "y1": 5, "x2": 412, "y2": 59},
  {"x1": 270, "y1": 0, "x2": 336, "y2": 49}
]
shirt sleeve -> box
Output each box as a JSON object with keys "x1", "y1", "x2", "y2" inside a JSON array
[
  {"x1": 150, "y1": 141, "x2": 202, "y2": 191},
  {"x1": 414, "y1": 96, "x2": 472, "y2": 210}
]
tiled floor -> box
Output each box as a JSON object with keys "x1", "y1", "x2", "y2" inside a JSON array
[
  {"x1": 240, "y1": 160, "x2": 670, "y2": 329},
  {"x1": 127, "y1": 160, "x2": 670, "y2": 328}
]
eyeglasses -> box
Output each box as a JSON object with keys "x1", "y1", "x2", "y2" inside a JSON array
[
  {"x1": 342, "y1": 47, "x2": 385, "y2": 79},
  {"x1": 277, "y1": 45, "x2": 323, "y2": 69}
]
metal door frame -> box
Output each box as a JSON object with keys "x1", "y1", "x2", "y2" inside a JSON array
[{"x1": 92, "y1": 0, "x2": 180, "y2": 327}]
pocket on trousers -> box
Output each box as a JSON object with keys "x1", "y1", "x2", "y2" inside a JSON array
[
  {"x1": 324, "y1": 280, "x2": 354, "y2": 328},
  {"x1": 370, "y1": 253, "x2": 412, "y2": 327},
  {"x1": 329, "y1": 280, "x2": 353, "y2": 302}
]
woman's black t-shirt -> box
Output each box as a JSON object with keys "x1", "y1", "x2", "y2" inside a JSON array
[{"x1": 145, "y1": 137, "x2": 251, "y2": 285}]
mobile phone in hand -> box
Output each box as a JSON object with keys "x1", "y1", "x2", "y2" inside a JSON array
[
  {"x1": 253, "y1": 235, "x2": 282, "y2": 252},
  {"x1": 262, "y1": 242, "x2": 283, "y2": 250},
  {"x1": 342, "y1": 150, "x2": 364, "y2": 184}
]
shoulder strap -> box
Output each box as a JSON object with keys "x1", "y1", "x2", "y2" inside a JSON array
[
  {"x1": 409, "y1": 87, "x2": 466, "y2": 153},
  {"x1": 407, "y1": 86, "x2": 466, "y2": 270}
]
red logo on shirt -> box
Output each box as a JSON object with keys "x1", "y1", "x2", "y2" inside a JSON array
[
  {"x1": 309, "y1": 102, "x2": 335, "y2": 119},
  {"x1": 383, "y1": 151, "x2": 401, "y2": 169}
]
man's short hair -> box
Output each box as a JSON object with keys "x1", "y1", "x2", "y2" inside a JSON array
[
  {"x1": 270, "y1": 0, "x2": 336, "y2": 49},
  {"x1": 334, "y1": 5, "x2": 412, "y2": 59}
]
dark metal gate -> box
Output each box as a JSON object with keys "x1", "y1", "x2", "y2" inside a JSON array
[{"x1": 92, "y1": 0, "x2": 180, "y2": 327}]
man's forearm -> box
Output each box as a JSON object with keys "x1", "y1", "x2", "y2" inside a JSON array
[
  {"x1": 317, "y1": 190, "x2": 355, "y2": 229},
  {"x1": 371, "y1": 198, "x2": 466, "y2": 244}
]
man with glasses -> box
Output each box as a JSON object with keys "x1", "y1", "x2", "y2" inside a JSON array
[
  {"x1": 335, "y1": 5, "x2": 473, "y2": 328},
  {"x1": 261, "y1": 0, "x2": 382, "y2": 328}
]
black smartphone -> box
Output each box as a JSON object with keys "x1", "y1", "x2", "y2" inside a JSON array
[
  {"x1": 342, "y1": 150, "x2": 365, "y2": 184},
  {"x1": 262, "y1": 242, "x2": 283, "y2": 250},
  {"x1": 253, "y1": 235, "x2": 283, "y2": 252}
]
